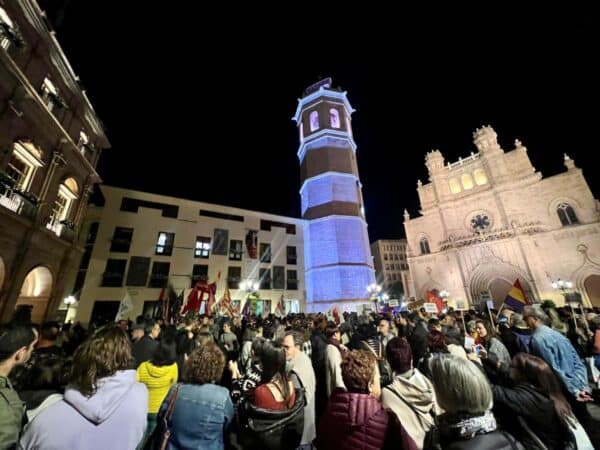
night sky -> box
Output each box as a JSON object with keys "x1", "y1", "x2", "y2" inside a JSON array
[{"x1": 39, "y1": 3, "x2": 600, "y2": 241}]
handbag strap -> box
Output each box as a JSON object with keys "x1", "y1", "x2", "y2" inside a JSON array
[{"x1": 165, "y1": 383, "x2": 181, "y2": 422}]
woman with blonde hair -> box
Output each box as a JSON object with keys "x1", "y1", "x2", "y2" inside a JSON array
[{"x1": 429, "y1": 354, "x2": 523, "y2": 449}]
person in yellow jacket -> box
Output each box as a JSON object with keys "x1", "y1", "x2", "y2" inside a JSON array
[{"x1": 136, "y1": 338, "x2": 178, "y2": 437}]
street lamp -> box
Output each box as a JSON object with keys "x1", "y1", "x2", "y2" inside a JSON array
[
  {"x1": 239, "y1": 280, "x2": 259, "y2": 293},
  {"x1": 367, "y1": 283, "x2": 383, "y2": 313},
  {"x1": 63, "y1": 295, "x2": 76, "y2": 322},
  {"x1": 551, "y1": 279, "x2": 573, "y2": 292}
]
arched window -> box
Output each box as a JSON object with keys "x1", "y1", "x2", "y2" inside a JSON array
[
  {"x1": 419, "y1": 237, "x2": 430, "y2": 255},
  {"x1": 449, "y1": 178, "x2": 462, "y2": 194},
  {"x1": 473, "y1": 168, "x2": 488, "y2": 185},
  {"x1": 557, "y1": 203, "x2": 579, "y2": 226},
  {"x1": 309, "y1": 111, "x2": 319, "y2": 132},
  {"x1": 47, "y1": 177, "x2": 79, "y2": 235},
  {"x1": 329, "y1": 108, "x2": 340, "y2": 128},
  {"x1": 461, "y1": 173, "x2": 474, "y2": 190}
]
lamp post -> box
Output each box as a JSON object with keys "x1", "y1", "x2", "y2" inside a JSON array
[
  {"x1": 367, "y1": 283, "x2": 382, "y2": 313},
  {"x1": 63, "y1": 295, "x2": 76, "y2": 323},
  {"x1": 239, "y1": 279, "x2": 259, "y2": 316},
  {"x1": 552, "y1": 279, "x2": 589, "y2": 334}
]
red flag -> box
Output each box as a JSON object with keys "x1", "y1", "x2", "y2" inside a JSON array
[
  {"x1": 181, "y1": 286, "x2": 200, "y2": 315},
  {"x1": 204, "y1": 281, "x2": 217, "y2": 317}
]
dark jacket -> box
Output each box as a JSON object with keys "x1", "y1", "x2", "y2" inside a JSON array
[
  {"x1": 0, "y1": 375, "x2": 25, "y2": 450},
  {"x1": 316, "y1": 389, "x2": 417, "y2": 450},
  {"x1": 441, "y1": 431, "x2": 524, "y2": 450},
  {"x1": 408, "y1": 322, "x2": 429, "y2": 367},
  {"x1": 237, "y1": 386, "x2": 305, "y2": 450},
  {"x1": 492, "y1": 382, "x2": 570, "y2": 449},
  {"x1": 131, "y1": 335, "x2": 158, "y2": 368}
]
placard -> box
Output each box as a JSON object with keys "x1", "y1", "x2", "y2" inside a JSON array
[{"x1": 423, "y1": 303, "x2": 439, "y2": 313}]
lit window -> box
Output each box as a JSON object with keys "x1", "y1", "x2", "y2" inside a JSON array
[
  {"x1": 40, "y1": 77, "x2": 59, "y2": 112},
  {"x1": 557, "y1": 203, "x2": 579, "y2": 226},
  {"x1": 0, "y1": 7, "x2": 23, "y2": 51},
  {"x1": 449, "y1": 178, "x2": 462, "y2": 194},
  {"x1": 473, "y1": 169, "x2": 488, "y2": 185},
  {"x1": 46, "y1": 177, "x2": 79, "y2": 234},
  {"x1": 461, "y1": 173, "x2": 474, "y2": 190},
  {"x1": 309, "y1": 111, "x2": 319, "y2": 132},
  {"x1": 195, "y1": 236, "x2": 211, "y2": 258},
  {"x1": 156, "y1": 232, "x2": 175, "y2": 255},
  {"x1": 329, "y1": 108, "x2": 340, "y2": 128}
]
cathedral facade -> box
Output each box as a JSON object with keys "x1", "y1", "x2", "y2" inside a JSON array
[{"x1": 404, "y1": 126, "x2": 600, "y2": 309}]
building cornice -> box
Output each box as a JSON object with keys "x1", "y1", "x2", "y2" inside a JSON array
[{"x1": 292, "y1": 88, "x2": 355, "y2": 123}]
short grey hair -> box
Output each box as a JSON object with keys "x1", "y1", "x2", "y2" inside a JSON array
[
  {"x1": 429, "y1": 354, "x2": 492, "y2": 414},
  {"x1": 510, "y1": 313, "x2": 527, "y2": 328},
  {"x1": 466, "y1": 320, "x2": 478, "y2": 334},
  {"x1": 522, "y1": 304, "x2": 548, "y2": 323}
]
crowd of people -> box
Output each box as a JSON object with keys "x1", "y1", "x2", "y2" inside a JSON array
[{"x1": 1, "y1": 301, "x2": 599, "y2": 449}]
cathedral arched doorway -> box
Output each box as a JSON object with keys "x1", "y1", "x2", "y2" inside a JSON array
[
  {"x1": 469, "y1": 264, "x2": 535, "y2": 309},
  {"x1": 584, "y1": 275, "x2": 600, "y2": 307},
  {"x1": 15, "y1": 266, "x2": 53, "y2": 323}
]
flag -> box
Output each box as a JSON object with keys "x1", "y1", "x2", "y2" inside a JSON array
[
  {"x1": 503, "y1": 279, "x2": 529, "y2": 312},
  {"x1": 219, "y1": 287, "x2": 234, "y2": 317},
  {"x1": 241, "y1": 296, "x2": 251, "y2": 320},
  {"x1": 332, "y1": 306, "x2": 344, "y2": 325},
  {"x1": 115, "y1": 291, "x2": 134, "y2": 321},
  {"x1": 275, "y1": 295, "x2": 285, "y2": 318},
  {"x1": 182, "y1": 285, "x2": 200, "y2": 315}
]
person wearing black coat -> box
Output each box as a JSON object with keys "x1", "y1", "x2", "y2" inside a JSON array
[
  {"x1": 486, "y1": 352, "x2": 575, "y2": 450},
  {"x1": 309, "y1": 317, "x2": 329, "y2": 419}
]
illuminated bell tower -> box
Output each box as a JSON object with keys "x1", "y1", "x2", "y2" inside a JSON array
[{"x1": 293, "y1": 78, "x2": 375, "y2": 312}]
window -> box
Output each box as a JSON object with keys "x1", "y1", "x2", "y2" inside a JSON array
[
  {"x1": 449, "y1": 178, "x2": 462, "y2": 194},
  {"x1": 126, "y1": 256, "x2": 150, "y2": 286},
  {"x1": 287, "y1": 270, "x2": 298, "y2": 290},
  {"x1": 557, "y1": 203, "x2": 579, "y2": 226},
  {"x1": 385, "y1": 264, "x2": 390, "y2": 270},
  {"x1": 260, "y1": 219, "x2": 296, "y2": 234},
  {"x1": 461, "y1": 173, "x2": 474, "y2": 190},
  {"x1": 384, "y1": 253, "x2": 388, "y2": 261},
  {"x1": 299, "y1": 122, "x2": 304, "y2": 143},
  {"x1": 0, "y1": 8, "x2": 23, "y2": 50},
  {"x1": 473, "y1": 169, "x2": 488, "y2": 186},
  {"x1": 420, "y1": 237, "x2": 430, "y2": 255},
  {"x1": 110, "y1": 227, "x2": 133, "y2": 253},
  {"x1": 286, "y1": 246, "x2": 297, "y2": 265},
  {"x1": 309, "y1": 111, "x2": 319, "y2": 132},
  {"x1": 227, "y1": 266, "x2": 241, "y2": 289},
  {"x1": 47, "y1": 178, "x2": 79, "y2": 234},
  {"x1": 191, "y1": 264, "x2": 208, "y2": 287},
  {"x1": 329, "y1": 108, "x2": 340, "y2": 128},
  {"x1": 260, "y1": 243, "x2": 271, "y2": 263},
  {"x1": 229, "y1": 239, "x2": 243, "y2": 260},
  {"x1": 4, "y1": 142, "x2": 43, "y2": 192},
  {"x1": 101, "y1": 259, "x2": 127, "y2": 287},
  {"x1": 121, "y1": 197, "x2": 179, "y2": 218},
  {"x1": 149, "y1": 261, "x2": 170, "y2": 288},
  {"x1": 345, "y1": 116, "x2": 353, "y2": 137},
  {"x1": 156, "y1": 232, "x2": 174, "y2": 255},
  {"x1": 273, "y1": 266, "x2": 285, "y2": 289},
  {"x1": 40, "y1": 77, "x2": 64, "y2": 112},
  {"x1": 195, "y1": 236, "x2": 211, "y2": 258},
  {"x1": 78, "y1": 130, "x2": 89, "y2": 151},
  {"x1": 259, "y1": 268, "x2": 271, "y2": 290}
]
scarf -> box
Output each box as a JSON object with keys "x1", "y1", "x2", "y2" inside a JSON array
[
  {"x1": 438, "y1": 410, "x2": 497, "y2": 440},
  {"x1": 328, "y1": 337, "x2": 347, "y2": 356}
]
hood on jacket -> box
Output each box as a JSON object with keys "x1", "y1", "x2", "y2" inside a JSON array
[
  {"x1": 389, "y1": 369, "x2": 435, "y2": 415},
  {"x1": 65, "y1": 369, "x2": 140, "y2": 424},
  {"x1": 329, "y1": 388, "x2": 385, "y2": 428},
  {"x1": 138, "y1": 361, "x2": 175, "y2": 379}
]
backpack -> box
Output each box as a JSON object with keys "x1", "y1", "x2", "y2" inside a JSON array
[
  {"x1": 384, "y1": 384, "x2": 440, "y2": 450},
  {"x1": 236, "y1": 372, "x2": 306, "y2": 450},
  {"x1": 361, "y1": 340, "x2": 393, "y2": 388}
]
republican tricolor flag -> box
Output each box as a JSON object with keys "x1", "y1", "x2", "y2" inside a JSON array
[{"x1": 503, "y1": 279, "x2": 529, "y2": 312}]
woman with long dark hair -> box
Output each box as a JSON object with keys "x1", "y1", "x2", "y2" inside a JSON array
[
  {"x1": 253, "y1": 340, "x2": 295, "y2": 409},
  {"x1": 490, "y1": 352, "x2": 592, "y2": 449}
]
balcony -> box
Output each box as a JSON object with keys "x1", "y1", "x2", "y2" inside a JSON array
[
  {"x1": 0, "y1": 181, "x2": 38, "y2": 220},
  {"x1": 45, "y1": 217, "x2": 75, "y2": 240}
]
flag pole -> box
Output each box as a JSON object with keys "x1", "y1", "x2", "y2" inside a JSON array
[{"x1": 495, "y1": 303, "x2": 505, "y2": 321}]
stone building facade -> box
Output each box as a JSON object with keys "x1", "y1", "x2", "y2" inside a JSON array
[
  {"x1": 0, "y1": 1, "x2": 109, "y2": 323},
  {"x1": 404, "y1": 126, "x2": 600, "y2": 308}
]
